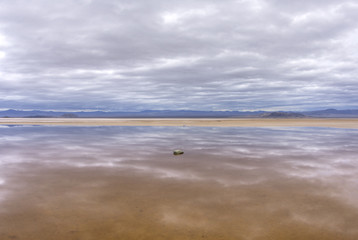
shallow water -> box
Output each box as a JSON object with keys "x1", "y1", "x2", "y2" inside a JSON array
[{"x1": 1, "y1": 126, "x2": 358, "y2": 240}]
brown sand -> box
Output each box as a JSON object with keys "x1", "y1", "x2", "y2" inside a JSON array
[
  {"x1": 2, "y1": 165, "x2": 357, "y2": 240},
  {"x1": 1, "y1": 117, "x2": 358, "y2": 128}
]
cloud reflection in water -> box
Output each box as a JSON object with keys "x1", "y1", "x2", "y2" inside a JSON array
[
  {"x1": 1, "y1": 126, "x2": 358, "y2": 183},
  {"x1": 0, "y1": 126, "x2": 358, "y2": 239}
]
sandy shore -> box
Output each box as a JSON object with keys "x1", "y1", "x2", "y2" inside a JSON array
[{"x1": 1, "y1": 118, "x2": 358, "y2": 128}]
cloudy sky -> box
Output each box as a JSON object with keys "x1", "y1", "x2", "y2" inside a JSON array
[{"x1": 1, "y1": 0, "x2": 358, "y2": 111}]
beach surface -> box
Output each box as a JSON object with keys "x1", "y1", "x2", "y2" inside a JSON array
[{"x1": 1, "y1": 117, "x2": 358, "y2": 128}]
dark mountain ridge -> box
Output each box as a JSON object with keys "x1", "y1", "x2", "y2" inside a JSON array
[{"x1": 261, "y1": 112, "x2": 306, "y2": 118}]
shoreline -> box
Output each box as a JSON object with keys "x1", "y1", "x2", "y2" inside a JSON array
[{"x1": 1, "y1": 118, "x2": 358, "y2": 129}]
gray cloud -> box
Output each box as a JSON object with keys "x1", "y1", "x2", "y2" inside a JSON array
[{"x1": 1, "y1": 0, "x2": 358, "y2": 111}]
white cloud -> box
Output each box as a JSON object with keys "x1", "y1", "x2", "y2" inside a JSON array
[
  {"x1": 162, "y1": 12, "x2": 180, "y2": 24},
  {"x1": 161, "y1": 6, "x2": 216, "y2": 25},
  {"x1": 0, "y1": 0, "x2": 358, "y2": 111},
  {"x1": 0, "y1": 34, "x2": 10, "y2": 47}
]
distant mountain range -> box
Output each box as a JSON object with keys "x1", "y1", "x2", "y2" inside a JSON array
[
  {"x1": 260, "y1": 112, "x2": 306, "y2": 118},
  {"x1": 1, "y1": 109, "x2": 358, "y2": 118},
  {"x1": 302, "y1": 109, "x2": 358, "y2": 117}
]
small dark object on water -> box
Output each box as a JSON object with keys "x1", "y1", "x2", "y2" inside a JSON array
[{"x1": 173, "y1": 150, "x2": 184, "y2": 155}]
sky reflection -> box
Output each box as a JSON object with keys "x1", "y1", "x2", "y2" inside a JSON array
[
  {"x1": 1, "y1": 126, "x2": 358, "y2": 182},
  {"x1": 1, "y1": 126, "x2": 358, "y2": 239}
]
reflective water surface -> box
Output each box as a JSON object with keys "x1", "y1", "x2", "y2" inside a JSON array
[{"x1": 1, "y1": 126, "x2": 358, "y2": 240}]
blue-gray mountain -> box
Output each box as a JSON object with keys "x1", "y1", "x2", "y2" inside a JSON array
[{"x1": 1, "y1": 109, "x2": 358, "y2": 118}]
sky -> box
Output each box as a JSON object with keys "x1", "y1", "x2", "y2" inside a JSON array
[{"x1": 1, "y1": 0, "x2": 358, "y2": 112}]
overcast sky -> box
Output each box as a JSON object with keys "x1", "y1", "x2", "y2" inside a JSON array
[{"x1": 1, "y1": 0, "x2": 358, "y2": 111}]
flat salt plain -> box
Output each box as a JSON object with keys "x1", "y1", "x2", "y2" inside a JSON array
[{"x1": 0, "y1": 118, "x2": 358, "y2": 240}]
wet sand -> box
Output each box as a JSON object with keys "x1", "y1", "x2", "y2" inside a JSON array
[
  {"x1": 1, "y1": 126, "x2": 358, "y2": 239},
  {"x1": 1, "y1": 117, "x2": 358, "y2": 128},
  {"x1": 2, "y1": 165, "x2": 357, "y2": 240}
]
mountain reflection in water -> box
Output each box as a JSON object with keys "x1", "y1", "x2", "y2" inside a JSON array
[{"x1": 0, "y1": 126, "x2": 358, "y2": 240}]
